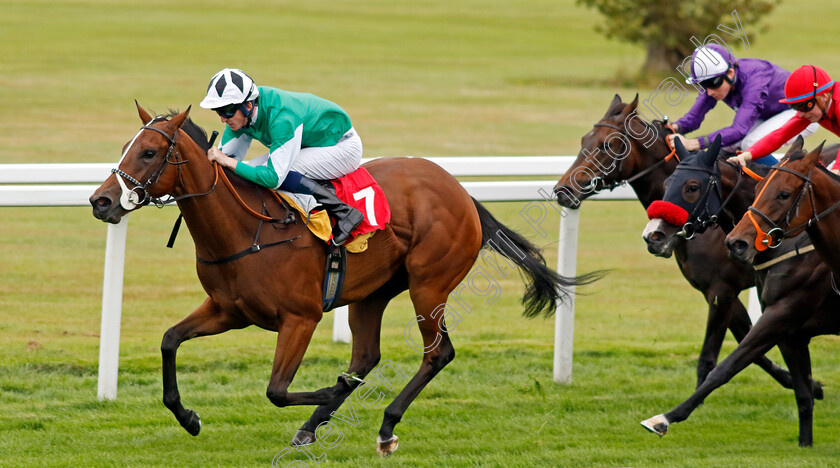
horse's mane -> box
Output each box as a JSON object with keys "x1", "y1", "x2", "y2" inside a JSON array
[
  {"x1": 152, "y1": 110, "x2": 210, "y2": 152},
  {"x1": 152, "y1": 111, "x2": 269, "y2": 192},
  {"x1": 601, "y1": 100, "x2": 672, "y2": 143}
]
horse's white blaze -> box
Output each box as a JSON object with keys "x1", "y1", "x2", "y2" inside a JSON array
[
  {"x1": 642, "y1": 218, "x2": 665, "y2": 241},
  {"x1": 113, "y1": 117, "x2": 157, "y2": 211}
]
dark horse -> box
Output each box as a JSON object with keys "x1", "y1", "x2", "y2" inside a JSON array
[
  {"x1": 89, "y1": 105, "x2": 599, "y2": 456},
  {"x1": 727, "y1": 139, "x2": 840, "y2": 278},
  {"x1": 640, "y1": 137, "x2": 836, "y2": 446},
  {"x1": 553, "y1": 94, "x2": 795, "y2": 390}
]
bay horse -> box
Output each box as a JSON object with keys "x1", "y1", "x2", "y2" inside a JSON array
[
  {"x1": 89, "y1": 104, "x2": 599, "y2": 457},
  {"x1": 553, "y1": 94, "x2": 795, "y2": 390},
  {"x1": 727, "y1": 139, "x2": 840, "y2": 277},
  {"x1": 640, "y1": 137, "x2": 836, "y2": 446}
]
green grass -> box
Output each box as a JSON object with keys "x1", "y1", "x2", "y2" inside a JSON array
[{"x1": 4, "y1": 0, "x2": 840, "y2": 466}]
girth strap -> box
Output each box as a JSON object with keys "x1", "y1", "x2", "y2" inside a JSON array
[{"x1": 196, "y1": 236, "x2": 300, "y2": 265}]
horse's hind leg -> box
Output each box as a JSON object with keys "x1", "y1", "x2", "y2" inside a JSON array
[
  {"x1": 376, "y1": 289, "x2": 456, "y2": 457},
  {"x1": 291, "y1": 292, "x2": 393, "y2": 446},
  {"x1": 777, "y1": 339, "x2": 815, "y2": 447},
  {"x1": 162, "y1": 298, "x2": 246, "y2": 436}
]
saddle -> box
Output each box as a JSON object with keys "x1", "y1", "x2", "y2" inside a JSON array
[{"x1": 278, "y1": 167, "x2": 391, "y2": 253}]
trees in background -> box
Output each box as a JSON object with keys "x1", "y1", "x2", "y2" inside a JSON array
[{"x1": 577, "y1": 0, "x2": 780, "y2": 82}]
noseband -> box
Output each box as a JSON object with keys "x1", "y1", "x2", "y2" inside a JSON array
[
  {"x1": 111, "y1": 123, "x2": 184, "y2": 210},
  {"x1": 745, "y1": 162, "x2": 814, "y2": 250}
]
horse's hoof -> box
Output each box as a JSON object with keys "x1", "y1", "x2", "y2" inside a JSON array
[
  {"x1": 640, "y1": 414, "x2": 669, "y2": 437},
  {"x1": 376, "y1": 434, "x2": 399, "y2": 457},
  {"x1": 180, "y1": 409, "x2": 201, "y2": 436},
  {"x1": 291, "y1": 430, "x2": 316, "y2": 447},
  {"x1": 813, "y1": 380, "x2": 824, "y2": 400}
]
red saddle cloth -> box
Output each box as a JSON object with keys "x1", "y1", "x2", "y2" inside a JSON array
[{"x1": 330, "y1": 167, "x2": 391, "y2": 239}]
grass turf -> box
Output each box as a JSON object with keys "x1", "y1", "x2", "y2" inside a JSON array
[{"x1": 4, "y1": 0, "x2": 840, "y2": 466}]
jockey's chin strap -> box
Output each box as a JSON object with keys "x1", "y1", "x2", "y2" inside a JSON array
[{"x1": 585, "y1": 119, "x2": 679, "y2": 193}]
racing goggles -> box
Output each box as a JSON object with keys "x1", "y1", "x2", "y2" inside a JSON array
[
  {"x1": 790, "y1": 99, "x2": 817, "y2": 113},
  {"x1": 699, "y1": 74, "x2": 727, "y2": 90},
  {"x1": 214, "y1": 103, "x2": 240, "y2": 119}
]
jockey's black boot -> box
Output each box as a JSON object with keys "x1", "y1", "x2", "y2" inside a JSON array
[{"x1": 298, "y1": 176, "x2": 365, "y2": 246}]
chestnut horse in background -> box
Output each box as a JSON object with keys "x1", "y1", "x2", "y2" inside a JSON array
[
  {"x1": 640, "y1": 137, "x2": 834, "y2": 446},
  {"x1": 727, "y1": 140, "x2": 840, "y2": 277},
  {"x1": 553, "y1": 94, "x2": 795, "y2": 390},
  {"x1": 89, "y1": 105, "x2": 599, "y2": 457}
]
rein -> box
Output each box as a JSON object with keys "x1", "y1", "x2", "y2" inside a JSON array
[
  {"x1": 585, "y1": 120, "x2": 679, "y2": 192},
  {"x1": 191, "y1": 165, "x2": 299, "y2": 265},
  {"x1": 215, "y1": 163, "x2": 295, "y2": 224},
  {"x1": 114, "y1": 120, "x2": 299, "y2": 264}
]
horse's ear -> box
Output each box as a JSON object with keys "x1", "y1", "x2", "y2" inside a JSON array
[
  {"x1": 805, "y1": 140, "x2": 826, "y2": 167},
  {"x1": 780, "y1": 135, "x2": 805, "y2": 162},
  {"x1": 604, "y1": 94, "x2": 623, "y2": 117},
  {"x1": 136, "y1": 100, "x2": 153, "y2": 124},
  {"x1": 620, "y1": 93, "x2": 639, "y2": 116},
  {"x1": 166, "y1": 106, "x2": 191, "y2": 131},
  {"x1": 702, "y1": 134, "x2": 722, "y2": 167},
  {"x1": 789, "y1": 135, "x2": 805, "y2": 155},
  {"x1": 673, "y1": 135, "x2": 691, "y2": 161}
]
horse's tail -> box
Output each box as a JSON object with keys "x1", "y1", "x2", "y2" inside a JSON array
[{"x1": 471, "y1": 198, "x2": 604, "y2": 318}]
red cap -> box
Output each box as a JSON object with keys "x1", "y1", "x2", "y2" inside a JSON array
[{"x1": 780, "y1": 65, "x2": 834, "y2": 104}]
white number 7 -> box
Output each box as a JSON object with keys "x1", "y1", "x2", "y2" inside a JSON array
[{"x1": 352, "y1": 186, "x2": 376, "y2": 225}]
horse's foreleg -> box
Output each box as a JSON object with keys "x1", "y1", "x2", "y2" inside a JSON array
[
  {"x1": 696, "y1": 290, "x2": 731, "y2": 387},
  {"x1": 778, "y1": 340, "x2": 815, "y2": 447},
  {"x1": 161, "y1": 298, "x2": 245, "y2": 436},
  {"x1": 265, "y1": 313, "x2": 334, "y2": 408},
  {"x1": 727, "y1": 297, "x2": 799, "y2": 391},
  {"x1": 292, "y1": 295, "x2": 389, "y2": 447},
  {"x1": 642, "y1": 306, "x2": 788, "y2": 437}
]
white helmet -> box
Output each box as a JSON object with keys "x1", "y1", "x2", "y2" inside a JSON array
[
  {"x1": 686, "y1": 45, "x2": 734, "y2": 84},
  {"x1": 199, "y1": 68, "x2": 259, "y2": 109}
]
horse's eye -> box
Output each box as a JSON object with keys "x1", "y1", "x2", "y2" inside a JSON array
[
  {"x1": 686, "y1": 184, "x2": 700, "y2": 193},
  {"x1": 778, "y1": 191, "x2": 790, "y2": 200},
  {"x1": 141, "y1": 149, "x2": 156, "y2": 159}
]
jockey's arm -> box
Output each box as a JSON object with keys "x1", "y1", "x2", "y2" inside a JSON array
[
  {"x1": 230, "y1": 125, "x2": 304, "y2": 190},
  {"x1": 207, "y1": 131, "x2": 251, "y2": 169}
]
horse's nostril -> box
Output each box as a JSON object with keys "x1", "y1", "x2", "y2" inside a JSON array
[
  {"x1": 92, "y1": 197, "x2": 111, "y2": 212},
  {"x1": 729, "y1": 240, "x2": 747, "y2": 255}
]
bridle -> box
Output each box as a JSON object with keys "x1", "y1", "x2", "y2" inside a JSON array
[
  {"x1": 581, "y1": 118, "x2": 680, "y2": 193},
  {"x1": 743, "y1": 160, "x2": 833, "y2": 251},
  {"x1": 111, "y1": 121, "x2": 197, "y2": 210},
  {"x1": 670, "y1": 162, "x2": 724, "y2": 240},
  {"x1": 670, "y1": 161, "x2": 758, "y2": 240},
  {"x1": 111, "y1": 118, "x2": 298, "y2": 264}
]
